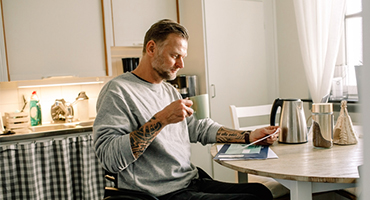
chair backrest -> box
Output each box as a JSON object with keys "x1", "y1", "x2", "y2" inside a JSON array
[{"x1": 229, "y1": 104, "x2": 279, "y2": 130}]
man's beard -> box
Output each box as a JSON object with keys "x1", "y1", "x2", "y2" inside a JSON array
[{"x1": 152, "y1": 54, "x2": 177, "y2": 81}]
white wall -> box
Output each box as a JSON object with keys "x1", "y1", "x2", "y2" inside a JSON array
[{"x1": 275, "y1": 0, "x2": 309, "y2": 100}]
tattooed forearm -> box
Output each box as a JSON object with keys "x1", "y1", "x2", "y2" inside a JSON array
[
  {"x1": 130, "y1": 116, "x2": 163, "y2": 159},
  {"x1": 216, "y1": 127, "x2": 249, "y2": 143}
]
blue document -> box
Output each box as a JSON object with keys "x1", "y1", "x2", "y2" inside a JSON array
[{"x1": 214, "y1": 144, "x2": 269, "y2": 160}]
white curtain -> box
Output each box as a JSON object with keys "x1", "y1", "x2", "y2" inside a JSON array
[{"x1": 293, "y1": 0, "x2": 346, "y2": 103}]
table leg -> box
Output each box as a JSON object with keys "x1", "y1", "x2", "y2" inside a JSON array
[
  {"x1": 276, "y1": 179, "x2": 312, "y2": 200},
  {"x1": 237, "y1": 171, "x2": 248, "y2": 183},
  {"x1": 290, "y1": 181, "x2": 312, "y2": 200}
]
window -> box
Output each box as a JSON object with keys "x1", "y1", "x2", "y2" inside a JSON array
[{"x1": 335, "y1": 0, "x2": 362, "y2": 99}]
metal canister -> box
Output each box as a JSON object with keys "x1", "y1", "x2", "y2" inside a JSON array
[
  {"x1": 186, "y1": 75, "x2": 198, "y2": 97},
  {"x1": 311, "y1": 103, "x2": 334, "y2": 148}
]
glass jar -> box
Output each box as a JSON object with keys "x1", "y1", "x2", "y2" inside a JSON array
[{"x1": 312, "y1": 103, "x2": 334, "y2": 148}]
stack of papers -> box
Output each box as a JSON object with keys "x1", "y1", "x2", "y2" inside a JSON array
[{"x1": 214, "y1": 144, "x2": 278, "y2": 161}]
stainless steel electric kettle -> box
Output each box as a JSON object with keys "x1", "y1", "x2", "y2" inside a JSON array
[{"x1": 270, "y1": 98, "x2": 308, "y2": 143}]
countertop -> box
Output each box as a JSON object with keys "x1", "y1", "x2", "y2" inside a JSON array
[{"x1": 0, "y1": 120, "x2": 94, "y2": 143}]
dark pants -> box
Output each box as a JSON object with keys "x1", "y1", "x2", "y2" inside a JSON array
[{"x1": 158, "y1": 169, "x2": 273, "y2": 200}]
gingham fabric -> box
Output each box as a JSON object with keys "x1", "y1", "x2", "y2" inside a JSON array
[{"x1": 0, "y1": 132, "x2": 106, "y2": 200}]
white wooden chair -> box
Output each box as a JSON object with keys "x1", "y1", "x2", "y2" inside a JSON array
[
  {"x1": 229, "y1": 104, "x2": 289, "y2": 198},
  {"x1": 230, "y1": 104, "x2": 274, "y2": 131}
]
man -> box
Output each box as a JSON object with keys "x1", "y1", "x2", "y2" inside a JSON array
[{"x1": 93, "y1": 19, "x2": 279, "y2": 200}]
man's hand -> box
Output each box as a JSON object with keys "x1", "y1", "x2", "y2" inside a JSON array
[
  {"x1": 249, "y1": 126, "x2": 280, "y2": 145},
  {"x1": 155, "y1": 99, "x2": 194, "y2": 126},
  {"x1": 130, "y1": 99, "x2": 193, "y2": 159}
]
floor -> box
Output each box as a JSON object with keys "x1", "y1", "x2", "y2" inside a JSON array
[{"x1": 274, "y1": 190, "x2": 357, "y2": 200}]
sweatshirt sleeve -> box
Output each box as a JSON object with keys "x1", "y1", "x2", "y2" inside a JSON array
[
  {"x1": 93, "y1": 84, "x2": 137, "y2": 173},
  {"x1": 186, "y1": 115, "x2": 222, "y2": 145}
]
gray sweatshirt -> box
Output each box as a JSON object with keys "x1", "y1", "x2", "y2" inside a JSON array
[{"x1": 93, "y1": 72, "x2": 222, "y2": 196}]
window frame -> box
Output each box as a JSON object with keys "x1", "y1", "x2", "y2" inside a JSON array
[{"x1": 335, "y1": 3, "x2": 362, "y2": 100}]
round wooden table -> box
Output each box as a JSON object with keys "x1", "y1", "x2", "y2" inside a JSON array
[{"x1": 211, "y1": 127, "x2": 362, "y2": 200}]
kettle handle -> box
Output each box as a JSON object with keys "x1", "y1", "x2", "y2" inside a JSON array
[{"x1": 270, "y1": 98, "x2": 283, "y2": 126}]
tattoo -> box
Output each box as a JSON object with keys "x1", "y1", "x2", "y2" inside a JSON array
[
  {"x1": 130, "y1": 116, "x2": 163, "y2": 159},
  {"x1": 216, "y1": 127, "x2": 248, "y2": 143}
]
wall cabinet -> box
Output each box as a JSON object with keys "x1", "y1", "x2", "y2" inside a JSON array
[
  {"x1": 1, "y1": 0, "x2": 107, "y2": 81},
  {"x1": 0, "y1": 6, "x2": 7, "y2": 82},
  {"x1": 111, "y1": 0, "x2": 178, "y2": 47}
]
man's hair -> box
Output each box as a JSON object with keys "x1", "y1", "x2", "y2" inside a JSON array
[{"x1": 142, "y1": 19, "x2": 189, "y2": 53}]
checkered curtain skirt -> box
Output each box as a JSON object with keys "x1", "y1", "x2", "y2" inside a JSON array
[{"x1": 0, "y1": 133, "x2": 106, "y2": 200}]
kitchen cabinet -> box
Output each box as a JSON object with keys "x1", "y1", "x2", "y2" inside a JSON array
[
  {"x1": 1, "y1": 0, "x2": 108, "y2": 81},
  {"x1": 0, "y1": 6, "x2": 7, "y2": 82},
  {"x1": 179, "y1": 0, "x2": 278, "y2": 183},
  {"x1": 204, "y1": 0, "x2": 278, "y2": 129},
  {"x1": 110, "y1": 0, "x2": 178, "y2": 47}
]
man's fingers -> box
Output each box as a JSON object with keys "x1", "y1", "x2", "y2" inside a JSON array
[
  {"x1": 183, "y1": 99, "x2": 193, "y2": 107},
  {"x1": 185, "y1": 106, "x2": 194, "y2": 117},
  {"x1": 181, "y1": 99, "x2": 194, "y2": 117}
]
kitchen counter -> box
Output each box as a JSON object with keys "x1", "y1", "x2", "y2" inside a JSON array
[{"x1": 0, "y1": 120, "x2": 94, "y2": 143}]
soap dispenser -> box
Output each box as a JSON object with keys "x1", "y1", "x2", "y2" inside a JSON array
[
  {"x1": 75, "y1": 92, "x2": 89, "y2": 121},
  {"x1": 30, "y1": 91, "x2": 42, "y2": 126}
]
